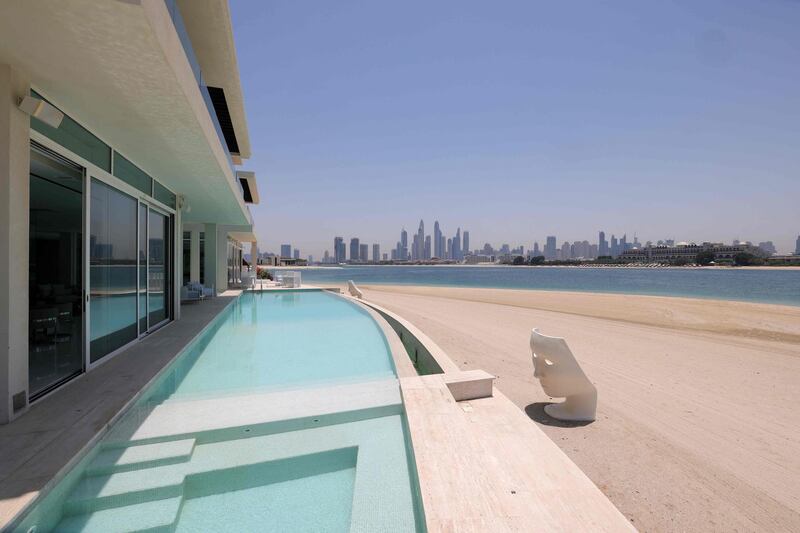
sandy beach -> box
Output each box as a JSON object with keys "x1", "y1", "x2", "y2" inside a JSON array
[{"x1": 357, "y1": 285, "x2": 800, "y2": 532}]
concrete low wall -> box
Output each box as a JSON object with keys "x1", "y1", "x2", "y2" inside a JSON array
[{"x1": 371, "y1": 309, "x2": 444, "y2": 376}]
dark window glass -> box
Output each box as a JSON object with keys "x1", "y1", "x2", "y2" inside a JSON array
[
  {"x1": 113, "y1": 152, "x2": 152, "y2": 195},
  {"x1": 199, "y1": 232, "x2": 205, "y2": 285},
  {"x1": 90, "y1": 179, "x2": 137, "y2": 362},
  {"x1": 183, "y1": 231, "x2": 191, "y2": 285},
  {"x1": 153, "y1": 180, "x2": 176, "y2": 209},
  {"x1": 28, "y1": 146, "x2": 84, "y2": 398},
  {"x1": 30, "y1": 91, "x2": 111, "y2": 171}
]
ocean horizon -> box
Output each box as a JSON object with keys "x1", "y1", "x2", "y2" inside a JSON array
[{"x1": 280, "y1": 265, "x2": 800, "y2": 307}]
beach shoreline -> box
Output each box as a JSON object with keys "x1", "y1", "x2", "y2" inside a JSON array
[{"x1": 357, "y1": 284, "x2": 800, "y2": 532}]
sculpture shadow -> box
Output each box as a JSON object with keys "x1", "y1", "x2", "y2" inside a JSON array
[{"x1": 524, "y1": 402, "x2": 594, "y2": 428}]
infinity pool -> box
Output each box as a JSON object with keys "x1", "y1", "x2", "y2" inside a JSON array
[
  {"x1": 152, "y1": 290, "x2": 397, "y2": 401},
  {"x1": 14, "y1": 290, "x2": 425, "y2": 533}
]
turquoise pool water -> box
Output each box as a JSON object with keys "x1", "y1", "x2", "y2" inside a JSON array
[
  {"x1": 152, "y1": 290, "x2": 396, "y2": 401},
  {"x1": 14, "y1": 290, "x2": 424, "y2": 533}
]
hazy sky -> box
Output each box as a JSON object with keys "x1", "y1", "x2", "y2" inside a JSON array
[{"x1": 231, "y1": 0, "x2": 800, "y2": 257}]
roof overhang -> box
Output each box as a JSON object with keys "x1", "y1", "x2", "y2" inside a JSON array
[
  {"x1": 236, "y1": 170, "x2": 260, "y2": 204},
  {"x1": 0, "y1": 0, "x2": 251, "y2": 226},
  {"x1": 177, "y1": 0, "x2": 251, "y2": 160},
  {"x1": 228, "y1": 231, "x2": 257, "y2": 243}
]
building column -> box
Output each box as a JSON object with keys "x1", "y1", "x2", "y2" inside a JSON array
[
  {"x1": 203, "y1": 223, "x2": 218, "y2": 294},
  {"x1": 0, "y1": 64, "x2": 30, "y2": 423},
  {"x1": 215, "y1": 227, "x2": 228, "y2": 293},
  {"x1": 190, "y1": 229, "x2": 200, "y2": 282}
]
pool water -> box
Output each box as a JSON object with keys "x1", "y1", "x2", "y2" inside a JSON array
[
  {"x1": 14, "y1": 290, "x2": 424, "y2": 533},
  {"x1": 152, "y1": 291, "x2": 396, "y2": 401}
]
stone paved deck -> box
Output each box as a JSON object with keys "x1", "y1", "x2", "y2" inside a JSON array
[{"x1": 0, "y1": 292, "x2": 239, "y2": 529}]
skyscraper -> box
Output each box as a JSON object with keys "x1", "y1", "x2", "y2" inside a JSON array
[
  {"x1": 610, "y1": 235, "x2": 618, "y2": 257},
  {"x1": 372, "y1": 243, "x2": 380, "y2": 262},
  {"x1": 440, "y1": 235, "x2": 446, "y2": 259},
  {"x1": 463, "y1": 231, "x2": 470, "y2": 256},
  {"x1": 280, "y1": 244, "x2": 291, "y2": 258},
  {"x1": 349, "y1": 238, "x2": 360, "y2": 262},
  {"x1": 293, "y1": 249, "x2": 299, "y2": 259},
  {"x1": 416, "y1": 220, "x2": 425, "y2": 262},
  {"x1": 446, "y1": 238, "x2": 452, "y2": 259},
  {"x1": 359, "y1": 243, "x2": 368, "y2": 262},
  {"x1": 452, "y1": 228, "x2": 462, "y2": 261},
  {"x1": 334, "y1": 237, "x2": 344, "y2": 263},
  {"x1": 433, "y1": 221, "x2": 442, "y2": 258},
  {"x1": 796, "y1": 235, "x2": 800, "y2": 255},
  {"x1": 400, "y1": 228, "x2": 408, "y2": 260},
  {"x1": 545, "y1": 236, "x2": 557, "y2": 260},
  {"x1": 598, "y1": 231, "x2": 608, "y2": 256},
  {"x1": 533, "y1": 241, "x2": 540, "y2": 256},
  {"x1": 424, "y1": 236, "x2": 431, "y2": 260},
  {"x1": 561, "y1": 242, "x2": 570, "y2": 260}
]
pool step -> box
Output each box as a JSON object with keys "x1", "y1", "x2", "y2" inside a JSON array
[
  {"x1": 56, "y1": 496, "x2": 183, "y2": 533},
  {"x1": 86, "y1": 438, "x2": 196, "y2": 476},
  {"x1": 64, "y1": 465, "x2": 186, "y2": 515}
]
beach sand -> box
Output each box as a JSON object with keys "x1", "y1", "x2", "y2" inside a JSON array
[{"x1": 357, "y1": 285, "x2": 800, "y2": 532}]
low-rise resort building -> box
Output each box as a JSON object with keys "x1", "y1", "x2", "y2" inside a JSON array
[{"x1": 619, "y1": 241, "x2": 766, "y2": 264}]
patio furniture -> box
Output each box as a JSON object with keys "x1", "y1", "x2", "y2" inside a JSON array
[
  {"x1": 530, "y1": 328, "x2": 597, "y2": 421},
  {"x1": 181, "y1": 285, "x2": 204, "y2": 304},
  {"x1": 347, "y1": 280, "x2": 363, "y2": 299},
  {"x1": 187, "y1": 281, "x2": 214, "y2": 298},
  {"x1": 282, "y1": 271, "x2": 301, "y2": 288}
]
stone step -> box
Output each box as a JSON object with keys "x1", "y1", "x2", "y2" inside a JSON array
[
  {"x1": 86, "y1": 438, "x2": 196, "y2": 476},
  {"x1": 64, "y1": 466, "x2": 185, "y2": 515},
  {"x1": 56, "y1": 496, "x2": 183, "y2": 533}
]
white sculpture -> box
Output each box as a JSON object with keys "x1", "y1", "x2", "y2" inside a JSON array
[
  {"x1": 530, "y1": 328, "x2": 597, "y2": 421},
  {"x1": 347, "y1": 280, "x2": 363, "y2": 299}
]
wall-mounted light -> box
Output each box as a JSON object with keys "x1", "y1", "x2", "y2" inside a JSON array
[
  {"x1": 18, "y1": 95, "x2": 64, "y2": 128},
  {"x1": 177, "y1": 195, "x2": 191, "y2": 214}
]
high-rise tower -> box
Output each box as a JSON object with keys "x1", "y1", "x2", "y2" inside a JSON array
[{"x1": 433, "y1": 221, "x2": 442, "y2": 258}]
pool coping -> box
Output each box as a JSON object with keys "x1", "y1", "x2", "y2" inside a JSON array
[{"x1": 338, "y1": 290, "x2": 637, "y2": 532}]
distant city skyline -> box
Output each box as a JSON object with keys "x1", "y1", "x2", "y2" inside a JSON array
[{"x1": 269, "y1": 225, "x2": 799, "y2": 262}]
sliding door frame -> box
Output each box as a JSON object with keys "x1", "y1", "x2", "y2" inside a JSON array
[{"x1": 30, "y1": 130, "x2": 177, "y2": 374}]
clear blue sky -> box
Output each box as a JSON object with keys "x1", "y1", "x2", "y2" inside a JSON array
[{"x1": 230, "y1": 0, "x2": 800, "y2": 257}]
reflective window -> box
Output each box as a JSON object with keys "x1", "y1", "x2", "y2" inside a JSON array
[
  {"x1": 148, "y1": 210, "x2": 170, "y2": 326},
  {"x1": 90, "y1": 179, "x2": 137, "y2": 362},
  {"x1": 138, "y1": 204, "x2": 148, "y2": 334},
  {"x1": 28, "y1": 146, "x2": 84, "y2": 398},
  {"x1": 113, "y1": 152, "x2": 152, "y2": 195},
  {"x1": 153, "y1": 180, "x2": 176, "y2": 209}
]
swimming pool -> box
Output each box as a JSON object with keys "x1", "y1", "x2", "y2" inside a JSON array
[{"x1": 13, "y1": 290, "x2": 425, "y2": 532}]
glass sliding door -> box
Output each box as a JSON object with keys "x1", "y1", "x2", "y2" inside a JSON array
[
  {"x1": 147, "y1": 208, "x2": 170, "y2": 327},
  {"x1": 138, "y1": 204, "x2": 147, "y2": 334},
  {"x1": 28, "y1": 145, "x2": 85, "y2": 399},
  {"x1": 89, "y1": 179, "x2": 138, "y2": 363}
]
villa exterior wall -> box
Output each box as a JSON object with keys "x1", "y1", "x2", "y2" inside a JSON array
[
  {"x1": 0, "y1": 64, "x2": 31, "y2": 423},
  {"x1": 0, "y1": 0, "x2": 256, "y2": 421}
]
